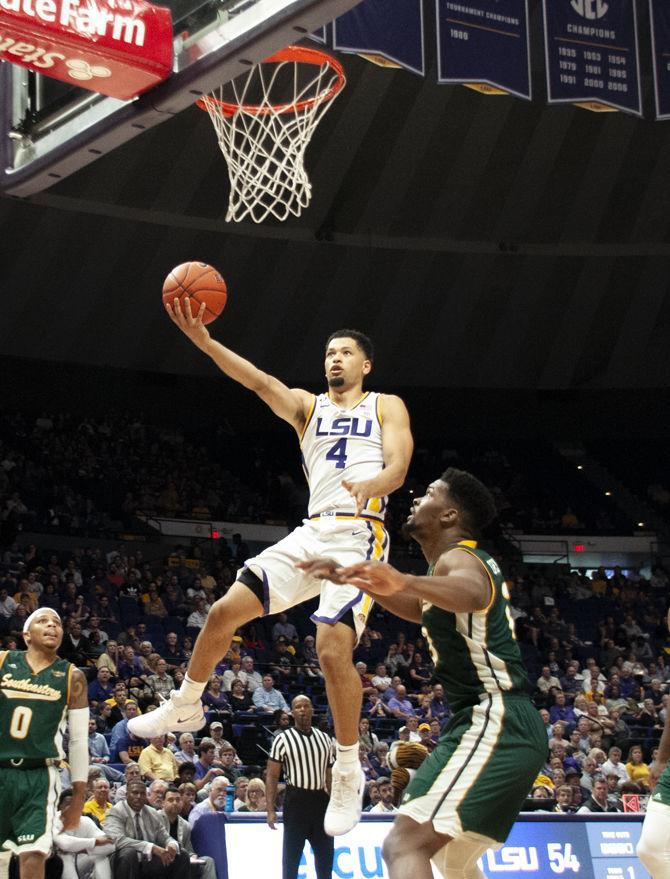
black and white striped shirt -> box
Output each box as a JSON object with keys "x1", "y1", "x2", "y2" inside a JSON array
[{"x1": 269, "y1": 726, "x2": 333, "y2": 790}]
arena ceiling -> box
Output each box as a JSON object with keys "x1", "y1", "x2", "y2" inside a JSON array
[{"x1": 2, "y1": 5, "x2": 670, "y2": 391}]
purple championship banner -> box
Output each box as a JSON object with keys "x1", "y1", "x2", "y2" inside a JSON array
[
  {"x1": 650, "y1": 0, "x2": 670, "y2": 120},
  {"x1": 543, "y1": 0, "x2": 642, "y2": 116},
  {"x1": 436, "y1": 0, "x2": 532, "y2": 100},
  {"x1": 333, "y1": 0, "x2": 425, "y2": 75}
]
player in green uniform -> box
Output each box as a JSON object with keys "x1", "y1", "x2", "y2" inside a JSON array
[
  {"x1": 0, "y1": 608, "x2": 89, "y2": 879},
  {"x1": 300, "y1": 468, "x2": 547, "y2": 879},
  {"x1": 636, "y1": 609, "x2": 670, "y2": 878}
]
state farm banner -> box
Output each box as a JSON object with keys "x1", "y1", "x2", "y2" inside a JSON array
[
  {"x1": 543, "y1": 0, "x2": 642, "y2": 115},
  {"x1": 436, "y1": 0, "x2": 532, "y2": 100},
  {"x1": 650, "y1": 0, "x2": 670, "y2": 119},
  {"x1": 333, "y1": 0, "x2": 424, "y2": 75},
  {"x1": 0, "y1": 0, "x2": 173, "y2": 100}
]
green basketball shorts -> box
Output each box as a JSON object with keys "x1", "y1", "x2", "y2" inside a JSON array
[{"x1": 400, "y1": 693, "x2": 547, "y2": 842}]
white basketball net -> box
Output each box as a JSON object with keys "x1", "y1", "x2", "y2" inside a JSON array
[{"x1": 199, "y1": 48, "x2": 345, "y2": 224}]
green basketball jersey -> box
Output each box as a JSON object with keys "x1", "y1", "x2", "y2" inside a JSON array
[
  {"x1": 422, "y1": 541, "x2": 532, "y2": 713},
  {"x1": 0, "y1": 651, "x2": 72, "y2": 761}
]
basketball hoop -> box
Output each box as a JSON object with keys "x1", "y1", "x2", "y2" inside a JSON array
[{"x1": 196, "y1": 45, "x2": 346, "y2": 224}]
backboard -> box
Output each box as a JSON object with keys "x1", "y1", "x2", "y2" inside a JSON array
[{"x1": 0, "y1": 0, "x2": 362, "y2": 195}]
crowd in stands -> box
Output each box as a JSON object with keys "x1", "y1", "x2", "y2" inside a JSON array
[
  {"x1": 0, "y1": 536, "x2": 667, "y2": 842},
  {"x1": 0, "y1": 409, "x2": 645, "y2": 552},
  {"x1": 0, "y1": 405, "x2": 668, "y2": 875}
]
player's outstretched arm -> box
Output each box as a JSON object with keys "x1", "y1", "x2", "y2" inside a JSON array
[
  {"x1": 339, "y1": 552, "x2": 491, "y2": 614},
  {"x1": 342, "y1": 395, "x2": 413, "y2": 514},
  {"x1": 63, "y1": 668, "x2": 90, "y2": 830},
  {"x1": 166, "y1": 296, "x2": 311, "y2": 430}
]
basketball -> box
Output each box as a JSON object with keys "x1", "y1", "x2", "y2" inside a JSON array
[{"x1": 162, "y1": 261, "x2": 228, "y2": 325}]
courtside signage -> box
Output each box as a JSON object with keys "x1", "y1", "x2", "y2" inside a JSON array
[
  {"x1": 223, "y1": 817, "x2": 651, "y2": 879},
  {"x1": 0, "y1": 0, "x2": 172, "y2": 99}
]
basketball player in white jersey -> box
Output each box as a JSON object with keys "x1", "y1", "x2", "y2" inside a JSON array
[{"x1": 130, "y1": 297, "x2": 413, "y2": 835}]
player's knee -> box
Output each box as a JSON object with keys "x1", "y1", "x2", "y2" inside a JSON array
[
  {"x1": 381, "y1": 825, "x2": 405, "y2": 867},
  {"x1": 637, "y1": 835, "x2": 656, "y2": 871}
]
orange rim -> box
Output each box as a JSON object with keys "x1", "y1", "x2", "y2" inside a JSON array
[{"x1": 196, "y1": 45, "x2": 346, "y2": 118}]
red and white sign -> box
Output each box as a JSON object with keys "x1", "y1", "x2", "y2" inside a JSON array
[{"x1": 0, "y1": 0, "x2": 173, "y2": 99}]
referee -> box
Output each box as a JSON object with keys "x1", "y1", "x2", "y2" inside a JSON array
[{"x1": 266, "y1": 695, "x2": 334, "y2": 879}]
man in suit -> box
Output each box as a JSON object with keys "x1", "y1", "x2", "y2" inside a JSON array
[
  {"x1": 103, "y1": 780, "x2": 190, "y2": 878},
  {"x1": 159, "y1": 787, "x2": 216, "y2": 879}
]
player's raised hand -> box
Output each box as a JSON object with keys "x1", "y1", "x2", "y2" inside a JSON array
[
  {"x1": 342, "y1": 478, "x2": 377, "y2": 516},
  {"x1": 336, "y1": 560, "x2": 409, "y2": 595},
  {"x1": 165, "y1": 296, "x2": 211, "y2": 352},
  {"x1": 297, "y1": 558, "x2": 346, "y2": 583}
]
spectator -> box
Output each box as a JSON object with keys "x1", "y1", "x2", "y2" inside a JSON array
[
  {"x1": 271, "y1": 612, "x2": 298, "y2": 645},
  {"x1": 553, "y1": 785, "x2": 575, "y2": 814},
  {"x1": 578, "y1": 776, "x2": 620, "y2": 813},
  {"x1": 159, "y1": 786, "x2": 216, "y2": 879},
  {"x1": 221, "y1": 661, "x2": 243, "y2": 693},
  {"x1": 114, "y1": 762, "x2": 142, "y2": 803},
  {"x1": 549, "y1": 692, "x2": 576, "y2": 725},
  {"x1": 118, "y1": 647, "x2": 145, "y2": 682},
  {"x1": 601, "y1": 747, "x2": 628, "y2": 785},
  {"x1": 239, "y1": 655, "x2": 262, "y2": 691},
  {"x1": 82, "y1": 778, "x2": 113, "y2": 825},
  {"x1": 387, "y1": 684, "x2": 414, "y2": 720},
  {"x1": 188, "y1": 777, "x2": 229, "y2": 828},
  {"x1": 110, "y1": 701, "x2": 147, "y2": 763},
  {"x1": 97, "y1": 641, "x2": 120, "y2": 676},
  {"x1": 605, "y1": 773, "x2": 623, "y2": 809},
  {"x1": 252, "y1": 674, "x2": 289, "y2": 714},
  {"x1": 238, "y1": 778, "x2": 266, "y2": 812},
  {"x1": 233, "y1": 777, "x2": 249, "y2": 810},
  {"x1": 148, "y1": 780, "x2": 169, "y2": 810},
  {"x1": 536, "y1": 666, "x2": 561, "y2": 699},
  {"x1": 359, "y1": 718, "x2": 379, "y2": 753},
  {"x1": 186, "y1": 596, "x2": 209, "y2": 630},
  {"x1": 202, "y1": 675, "x2": 231, "y2": 715},
  {"x1": 368, "y1": 777, "x2": 397, "y2": 813},
  {"x1": 139, "y1": 736, "x2": 179, "y2": 783},
  {"x1": 88, "y1": 717, "x2": 111, "y2": 765},
  {"x1": 428, "y1": 684, "x2": 449, "y2": 723},
  {"x1": 60, "y1": 619, "x2": 92, "y2": 666},
  {"x1": 625, "y1": 745, "x2": 650, "y2": 789},
  {"x1": 371, "y1": 663, "x2": 391, "y2": 694},
  {"x1": 218, "y1": 744, "x2": 243, "y2": 784},
  {"x1": 55, "y1": 788, "x2": 115, "y2": 879},
  {"x1": 229, "y1": 678, "x2": 254, "y2": 712},
  {"x1": 193, "y1": 742, "x2": 225, "y2": 791},
  {"x1": 104, "y1": 780, "x2": 190, "y2": 879},
  {"x1": 88, "y1": 667, "x2": 114, "y2": 703},
  {"x1": 147, "y1": 660, "x2": 175, "y2": 702},
  {"x1": 178, "y1": 782, "x2": 197, "y2": 819},
  {"x1": 174, "y1": 733, "x2": 197, "y2": 765}
]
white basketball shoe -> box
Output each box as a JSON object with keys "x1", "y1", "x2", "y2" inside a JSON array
[
  {"x1": 324, "y1": 766, "x2": 366, "y2": 836},
  {"x1": 127, "y1": 690, "x2": 205, "y2": 738}
]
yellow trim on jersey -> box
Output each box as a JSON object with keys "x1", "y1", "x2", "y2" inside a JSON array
[
  {"x1": 376, "y1": 394, "x2": 384, "y2": 426},
  {"x1": 66, "y1": 663, "x2": 74, "y2": 704},
  {"x1": 369, "y1": 520, "x2": 387, "y2": 560},
  {"x1": 359, "y1": 593, "x2": 374, "y2": 620},
  {"x1": 0, "y1": 650, "x2": 8, "y2": 671},
  {"x1": 299, "y1": 395, "x2": 317, "y2": 444},
  {"x1": 327, "y1": 390, "x2": 370, "y2": 410},
  {"x1": 452, "y1": 543, "x2": 496, "y2": 612},
  {"x1": 367, "y1": 497, "x2": 382, "y2": 514}
]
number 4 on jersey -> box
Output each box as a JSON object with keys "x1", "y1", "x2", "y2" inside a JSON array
[{"x1": 326, "y1": 438, "x2": 348, "y2": 469}]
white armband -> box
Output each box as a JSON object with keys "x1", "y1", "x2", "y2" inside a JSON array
[{"x1": 68, "y1": 707, "x2": 90, "y2": 783}]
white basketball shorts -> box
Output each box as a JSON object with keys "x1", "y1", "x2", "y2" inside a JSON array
[{"x1": 239, "y1": 513, "x2": 389, "y2": 639}]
